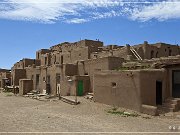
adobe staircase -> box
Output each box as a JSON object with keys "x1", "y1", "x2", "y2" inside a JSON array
[{"x1": 158, "y1": 98, "x2": 180, "y2": 113}]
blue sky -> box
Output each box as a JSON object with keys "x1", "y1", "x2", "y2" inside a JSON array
[{"x1": 0, "y1": 0, "x2": 180, "y2": 69}]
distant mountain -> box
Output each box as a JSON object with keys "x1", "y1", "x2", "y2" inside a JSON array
[{"x1": 0, "y1": 68, "x2": 11, "y2": 72}]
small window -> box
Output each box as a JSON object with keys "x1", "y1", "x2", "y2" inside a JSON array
[
  {"x1": 61, "y1": 56, "x2": 63, "y2": 64},
  {"x1": 37, "y1": 53, "x2": 40, "y2": 59},
  {"x1": 111, "y1": 82, "x2": 117, "y2": 88},
  {"x1": 79, "y1": 53, "x2": 81, "y2": 57},
  {"x1": 54, "y1": 55, "x2": 56, "y2": 64},
  {"x1": 43, "y1": 77, "x2": 46, "y2": 82},
  {"x1": 84, "y1": 72, "x2": 88, "y2": 75},
  {"x1": 45, "y1": 57, "x2": 47, "y2": 65}
]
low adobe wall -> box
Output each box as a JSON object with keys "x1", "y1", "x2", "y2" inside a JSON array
[
  {"x1": 60, "y1": 75, "x2": 90, "y2": 96},
  {"x1": 139, "y1": 69, "x2": 167, "y2": 106},
  {"x1": 19, "y1": 79, "x2": 33, "y2": 96},
  {"x1": 94, "y1": 69, "x2": 166, "y2": 114},
  {"x1": 94, "y1": 70, "x2": 142, "y2": 112}
]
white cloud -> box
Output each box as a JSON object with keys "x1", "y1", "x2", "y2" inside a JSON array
[
  {"x1": 66, "y1": 18, "x2": 89, "y2": 24},
  {"x1": 130, "y1": 0, "x2": 180, "y2": 21},
  {"x1": 0, "y1": 0, "x2": 180, "y2": 23},
  {"x1": 92, "y1": 10, "x2": 122, "y2": 19}
]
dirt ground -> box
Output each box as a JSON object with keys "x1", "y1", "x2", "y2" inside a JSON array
[{"x1": 0, "y1": 92, "x2": 180, "y2": 135}]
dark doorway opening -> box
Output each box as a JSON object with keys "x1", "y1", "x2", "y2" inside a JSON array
[
  {"x1": 46, "y1": 76, "x2": 51, "y2": 94},
  {"x1": 61, "y1": 56, "x2": 63, "y2": 65},
  {"x1": 172, "y1": 71, "x2": 180, "y2": 98},
  {"x1": 151, "y1": 50, "x2": 154, "y2": 59},
  {"x1": 156, "y1": 81, "x2": 162, "y2": 105}
]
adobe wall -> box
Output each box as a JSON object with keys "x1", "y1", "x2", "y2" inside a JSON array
[
  {"x1": 26, "y1": 65, "x2": 63, "y2": 95},
  {"x1": 50, "y1": 47, "x2": 89, "y2": 65},
  {"x1": 153, "y1": 43, "x2": 179, "y2": 57},
  {"x1": 139, "y1": 69, "x2": 167, "y2": 106},
  {"x1": 46, "y1": 65, "x2": 62, "y2": 95},
  {"x1": 82, "y1": 57, "x2": 124, "y2": 92},
  {"x1": 38, "y1": 67, "x2": 48, "y2": 93},
  {"x1": 134, "y1": 42, "x2": 180, "y2": 59},
  {"x1": 60, "y1": 75, "x2": 90, "y2": 96},
  {"x1": 165, "y1": 65, "x2": 180, "y2": 98},
  {"x1": 75, "y1": 75, "x2": 90, "y2": 95},
  {"x1": 12, "y1": 60, "x2": 24, "y2": 69},
  {"x1": 90, "y1": 45, "x2": 130, "y2": 60},
  {"x1": 94, "y1": 69, "x2": 168, "y2": 112},
  {"x1": 12, "y1": 69, "x2": 26, "y2": 86},
  {"x1": 113, "y1": 46, "x2": 130, "y2": 59},
  {"x1": 90, "y1": 51, "x2": 111, "y2": 59},
  {"x1": 36, "y1": 49, "x2": 51, "y2": 60},
  {"x1": 64, "y1": 64, "x2": 78, "y2": 76},
  {"x1": 25, "y1": 66, "x2": 41, "y2": 91},
  {"x1": 23, "y1": 59, "x2": 40, "y2": 67},
  {"x1": 51, "y1": 52, "x2": 60, "y2": 65},
  {"x1": 60, "y1": 78, "x2": 76, "y2": 96},
  {"x1": 49, "y1": 40, "x2": 103, "y2": 65},
  {"x1": 12, "y1": 59, "x2": 40, "y2": 70},
  {"x1": 40, "y1": 53, "x2": 51, "y2": 66},
  {"x1": 19, "y1": 79, "x2": 33, "y2": 95},
  {"x1": 0, "y1": 69, "x2": 10, "y2": 72},
  {"x1": 94, "y1": 71, "x2": 142, "y2": 112},
  {"x1": 0, "y1": 72, "x2": 6, "y2": 88},
  {"x1": 71, "y1": 47, "x2": 89, "y2": 62}
]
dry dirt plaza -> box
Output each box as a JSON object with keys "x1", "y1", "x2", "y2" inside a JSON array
[{"x1": 0, "y1": 92, "x2": 180, "y2": 134}]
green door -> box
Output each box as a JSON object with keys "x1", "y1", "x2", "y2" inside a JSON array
[{"x1": 78, "y1": 80, "x2": 83, "y2": 96}]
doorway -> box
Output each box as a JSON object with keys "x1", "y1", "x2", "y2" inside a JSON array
[
  {"x1": 156, "y1": 81, "x2": 162, "y2": 105},
  {"x1": 77, "y1": 80, "x2": 83, "y2": 96},
  {"x1": 172, "y1": 70, "x2": 180, "y2": 98}
]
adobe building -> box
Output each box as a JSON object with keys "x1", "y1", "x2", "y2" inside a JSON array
[
  {"x1": 11, "y1": 39, "x2": 180, "y2": 115},
  {"x1": 0, "y1": 69, "x2": 11, "y2": 89}
]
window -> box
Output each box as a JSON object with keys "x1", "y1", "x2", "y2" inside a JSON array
[
  {"x1": 54, "y1": 55, "x2": 56, "y2": 64},
  {"x1": 43, "y1": 77, "x2": 46, "y2": 82},
  {"x1": 84, "y1": 72, "x2": 88, "y2": 75},
  {"x1": 111, "y1": 82, "x2": 117, "y2": 88},
  {"x1": 45, "y1": 57, "x2": 47, "y2": 65},
  {"x1": 37, "y1": 53, "x2": 40, "y2": 59},
  {"x1": 61, "y1": 56, "x2": 63, "y2": 64}
]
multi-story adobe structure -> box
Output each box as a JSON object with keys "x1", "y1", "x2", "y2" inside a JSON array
[
  {"x1": 10, "y1": 39, "x2": 180, "y2": 115},
  {"x1": 0, "y1": 69, "x2": 11, "y2": 89}
]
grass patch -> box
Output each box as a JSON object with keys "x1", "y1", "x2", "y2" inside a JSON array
[
  {"x1": 116, "y1": 67, "x2": 129, "y2": 71},
  {"x1": 107, "y1": 108, "x2": 140, "y2": 117},
  {"x1": 5, "y1": 92, "x2": 13, "y2": 97}
]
